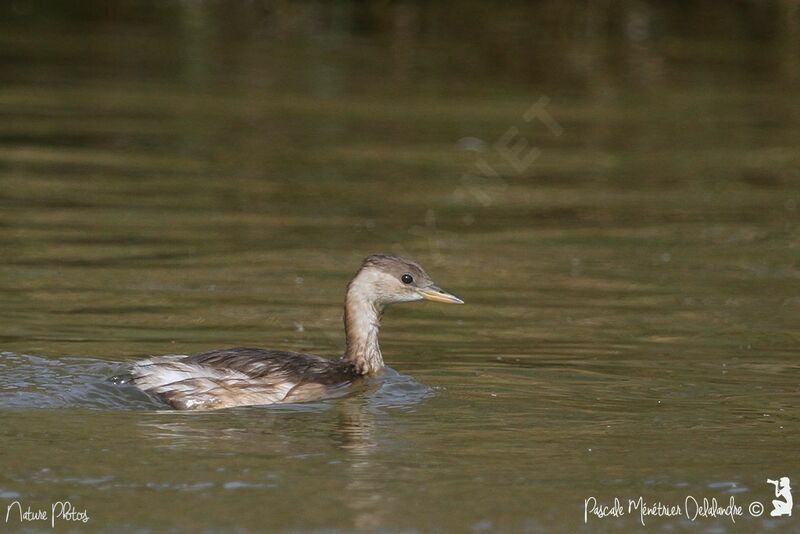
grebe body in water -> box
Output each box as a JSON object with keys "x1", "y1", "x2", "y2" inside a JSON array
[{"x1": 129, "y1": 255, "x2": 463, "y2": 410}]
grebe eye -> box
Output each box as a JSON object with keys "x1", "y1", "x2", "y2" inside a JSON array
[{"x1": 401, "y1": 274, "x2": 413, "y2": 284}]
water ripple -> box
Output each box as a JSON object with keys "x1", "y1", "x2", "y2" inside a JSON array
[{"x1": 0, "y1": 352, "x2": 432, "y2": 411}]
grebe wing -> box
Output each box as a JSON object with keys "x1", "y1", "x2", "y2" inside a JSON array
[
  {"x1": 130, "y1": 347, "x2": 355, "y2": 410},
  {"x1": 187, "y1": 347, "x2": 337, "y2": 378}
]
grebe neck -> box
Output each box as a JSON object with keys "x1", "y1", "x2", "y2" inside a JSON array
[{"x1": 342, "y1": 277, "x2": 384, "y2": 375}]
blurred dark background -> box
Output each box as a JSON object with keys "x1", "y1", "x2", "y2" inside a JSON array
[{"x1": 3, "y1": 1, "x2": 800, "y2": 90}]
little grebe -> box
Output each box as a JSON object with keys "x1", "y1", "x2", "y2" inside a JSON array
[{"x1": 128, "y1": 254, "x2": 463, "y2": 410}]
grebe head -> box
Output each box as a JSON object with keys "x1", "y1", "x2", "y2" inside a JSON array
[
  {"x1": 343, "y1": 254, "x2": 462, "y2": 373},
  {"x1": 350, "y1": 254, "x2": 464, "y2": 307}
]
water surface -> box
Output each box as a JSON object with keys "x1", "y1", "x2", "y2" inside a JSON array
[{"x1": 0, "y1": 2, "x2": 798, "y2": 531}]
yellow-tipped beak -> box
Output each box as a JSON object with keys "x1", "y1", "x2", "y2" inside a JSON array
[{"x1": 417, "y1": 285, "x2": 464, "y2": 304}]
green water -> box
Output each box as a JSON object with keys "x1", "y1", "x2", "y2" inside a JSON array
[{"x1": 1, "y1": 2, "x2": 798, "y2": 531}]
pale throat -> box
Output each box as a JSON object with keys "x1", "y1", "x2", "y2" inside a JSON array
[{"x1": 343, "y1": 275, "x2": 385, "y2": 375}]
